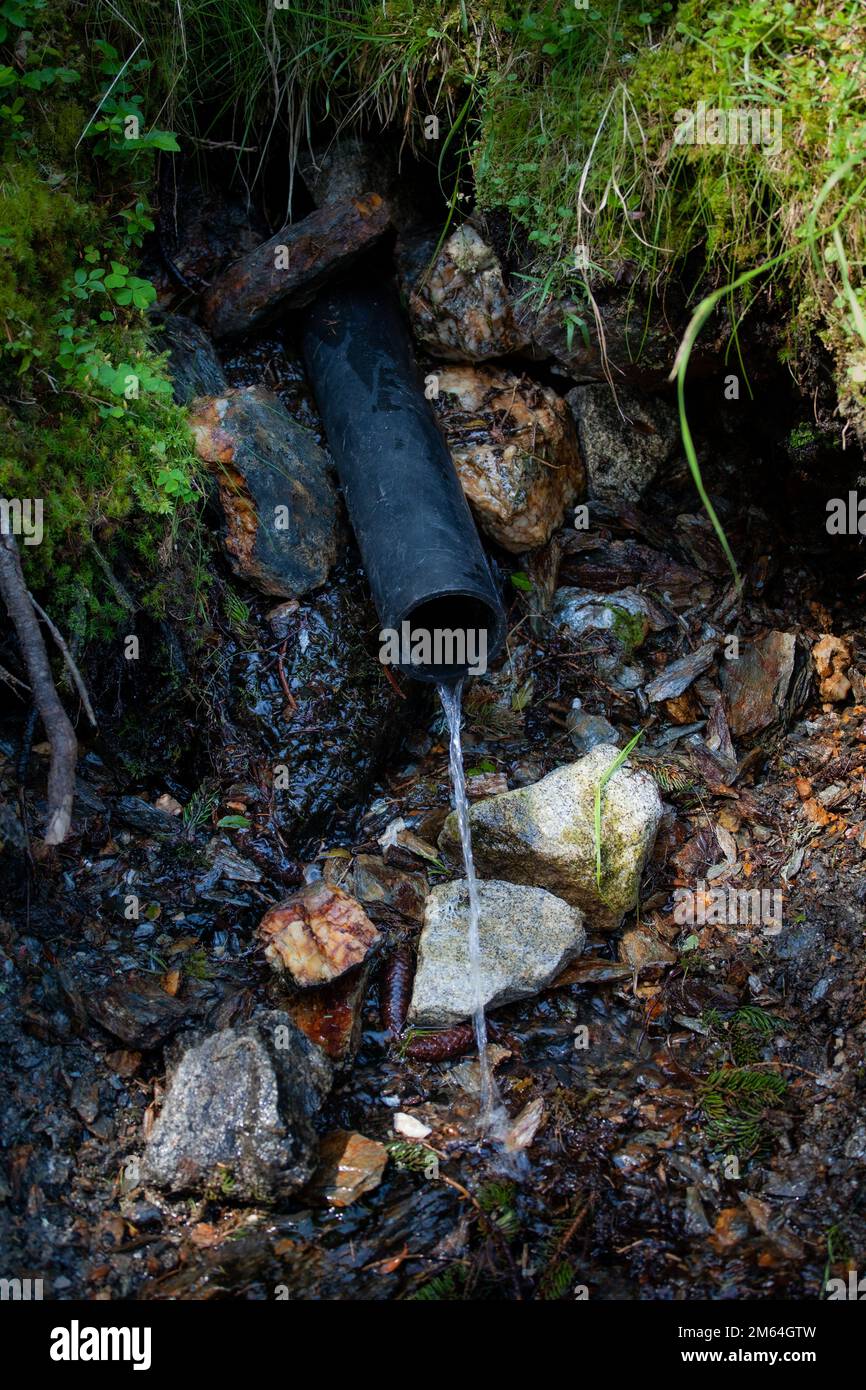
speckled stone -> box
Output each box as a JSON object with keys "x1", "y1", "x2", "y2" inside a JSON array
[
  {"x1": 439, "y1": 744, "x2": 663, "y2": 931},
  {"x1": 407, "y1": 879, "x2": 585, "y2": 1028}
]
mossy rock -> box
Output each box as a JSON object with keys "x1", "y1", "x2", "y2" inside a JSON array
[{"x1": 439, "y1": 743, "x2": 662, "y2": 931}]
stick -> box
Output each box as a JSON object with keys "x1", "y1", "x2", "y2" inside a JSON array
[
  {"x1": 0, "y1": 535, "x2": 78, "y2": 844},
  {"x1": 27, "y1": 592, "x2": 97, "y2": 728}
]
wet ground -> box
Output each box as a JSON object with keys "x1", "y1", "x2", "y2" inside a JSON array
[{"x1": 3, "y1": 297, "x2": 866, "y2": 1301}]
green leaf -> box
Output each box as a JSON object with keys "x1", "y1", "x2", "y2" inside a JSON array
[{"x1": 143, "y1": 129, "x2": 180, "y2": 152}]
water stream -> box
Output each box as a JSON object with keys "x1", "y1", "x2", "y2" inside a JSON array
[{"x1": 438, "y1": 679, "x2": 498, "y2": 1131}]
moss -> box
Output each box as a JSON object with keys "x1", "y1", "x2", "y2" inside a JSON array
[
  {"x1": 0, "y1": 0, "x2": 205, "y2": 637},
  {"x1": 607, "y1": 605, "x2": 647, "y2": 654}
]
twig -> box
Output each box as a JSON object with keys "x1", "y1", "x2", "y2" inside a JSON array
[
  {"x1": 382, "y1": 663, "x2": 407, "y2": 699},
  {"x1": 27, "y1": 592, "x2": 97, "y2": 728},
  {"x1": 277, "y1": 639, "x2": 297, "y2": 712},
  {"x1": 0, "y1": 661, "x2": 29, "y2": 693},
  {"x1": 0, "y1": 535, "x2": 78, "y2": 844}
]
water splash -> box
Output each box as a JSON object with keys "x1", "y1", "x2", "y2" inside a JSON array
[{"x1": 438, "y1": 679, "x2": 497, "y2": 1130}]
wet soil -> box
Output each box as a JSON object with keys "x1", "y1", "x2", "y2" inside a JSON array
[{"x1": 2, "y1": 262, "x2": 866, "y2": 1302}]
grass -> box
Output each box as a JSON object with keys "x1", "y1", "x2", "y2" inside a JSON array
[
  {"x1": 104, "y1": 0, "x2": 866, "y2": 507},
  {"x1": 4, "y1": 0, "x2": 866, "y2": 644},
  {"x1": 594, "y1": 726, "x2": 644, "y2": 895}
]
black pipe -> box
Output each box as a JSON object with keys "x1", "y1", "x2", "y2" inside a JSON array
[{"x1": 302, "y1": 279, "x2": 505, "y2": 683}]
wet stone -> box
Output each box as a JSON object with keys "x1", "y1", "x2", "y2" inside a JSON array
[
  {"x1": 86, "y1": 973, "x2": 192, "y2": 1050},
  {"x1": 258, "y1": 882, "x2": 379, "y2": 987},
  {"x1": 439, "y1": 743, "x2": 663, "y2": 931},
  {"x1": 405, "y1": 224, "x2": 529, "y2": 361},
  {"x1": 721, "y1": 630, "x2": 812, "y2": 738},
  {"x1": 189, "y1": 386, "x2": 338, "y2": 599},
  {"x1": 286, "y1": 964, "x2": 371, "y2": 1066},
  {"x1": 351, "y1": 854, "x2": 428, "y2": 923},
  {"x1": 645, "y1": 642, "x2": 718, "y2": 704},
  {"x1": 306, "y1": 1129, "x2": 388, "y2": 1207},
  {"x1": 431, "y1": 365, "x2": 585, "y2": 552},
  {"x1": 113, "y1": 796, "x2": 182, "y2": 839},
  {"x1": 141, "y1": 1010, "x2": 331, "y2": 1201},
  {"x1": 552, "y1": 586, "x2": 673, "y2": 648},
  {"x1": 566, "y1": 704, "x2": 618, "y2": 755},
  {"x1": 159, "y1": 314, "x2": 226, "y2": 406},
  {"x1": 566, "y1": 384, "x2": 678, "y2": 503},
  {"x1": 407, "y1": 878, "x2": 586, "y2": 1028},
  {"x1": 228, "y1": 568, "x2": 410, "y2": 844}
]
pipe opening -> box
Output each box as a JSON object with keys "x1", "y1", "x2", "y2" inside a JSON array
[{"x1": 392, "y1": 594, "x2": 501, "y2": 684}]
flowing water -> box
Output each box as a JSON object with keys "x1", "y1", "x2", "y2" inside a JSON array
[{"x1": 438, "y1": 679, "x2": 498, "y2": 1131}]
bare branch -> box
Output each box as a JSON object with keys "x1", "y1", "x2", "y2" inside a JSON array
[
  {"x1": 0, "y1": 535, "x2": 78, "y2": 844},
  {"x1": 27, "y1": 592, "x2": 98, "y2": 728}
]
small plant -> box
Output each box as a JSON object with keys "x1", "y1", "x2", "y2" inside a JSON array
[
  {"x1": 407, "y1": 1264, "x2": 468, "y2": 1301},
  {"x1": 594, "y1": 728, "x2": 645, "y2": 894},
  {"x1": 183, "y1": 947, "x2": 211, "y2": 981},
  {"x1": 703, "y1": 1006, "x2": 783, "y2": 1065},
  {"x1": 223, "y1": 588, "x2": 252, "y2": 631},
  {"x1": 386, "y1": 1140, "x2": 436, "y2": 1175},
  {"x1": 477, "y1": 1180, "x2": 520, "y2": 1240},
  {"x1": 182, "y1": 786, "x2": 218, "y2": 834},
  {"x1": 699, "y1": 1066, "x2": 787, "y2": 1159},
  {"x1": 82, "y1": 39, "x2": 179, "y2": 161}
]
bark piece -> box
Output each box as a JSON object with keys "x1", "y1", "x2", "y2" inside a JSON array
[{"x1": 202, "y1": 193, "x2": 391, "y2": 339}]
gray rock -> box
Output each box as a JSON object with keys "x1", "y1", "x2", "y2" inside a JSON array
[
  {"x1": 114, "y1": 796, "x2": 182, "y2": 838},
  {"x1": 566, "y1": 704, "x2": 618, "y2": 754},
  {"x1": 645, "y1": 641, "x2": 718, "y2": 703},
  {"x1": 141, "y1": 1011, "x2": 332, "y2": 1201},
  {"x1": 721, "y1": 630, "x2": 812, "y2": 738},
  {"x1": 189, "y1": 386, "x2": 338, "y2": 598},
  {"x1": 515, "y1": 281, "x2": 719, "y2": 388},
  {"x1": 552, "y1": 586, "x2": 674, "y2": 648},
  {"x1": 439, "y1": 743, "x2": 663, "y2": 931},
  {"x1": 407, "y1": 879, "x2": 585, "y2": 1027},
  {"x1": 300, "y1": 136, "x2": 390, "y2": 206},
  {"x1": 300, "y1": 136, "x2": 419, "y2": 231},
  {"x1": 566, "y1": 384, "x2": 678, "y2": 503},
  {"x1": 86, "y1": 973, "x2": 191, "y2": 1049},
  {"x1": 160, "y1": 315, "x2": 226, "y2": 405}
]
